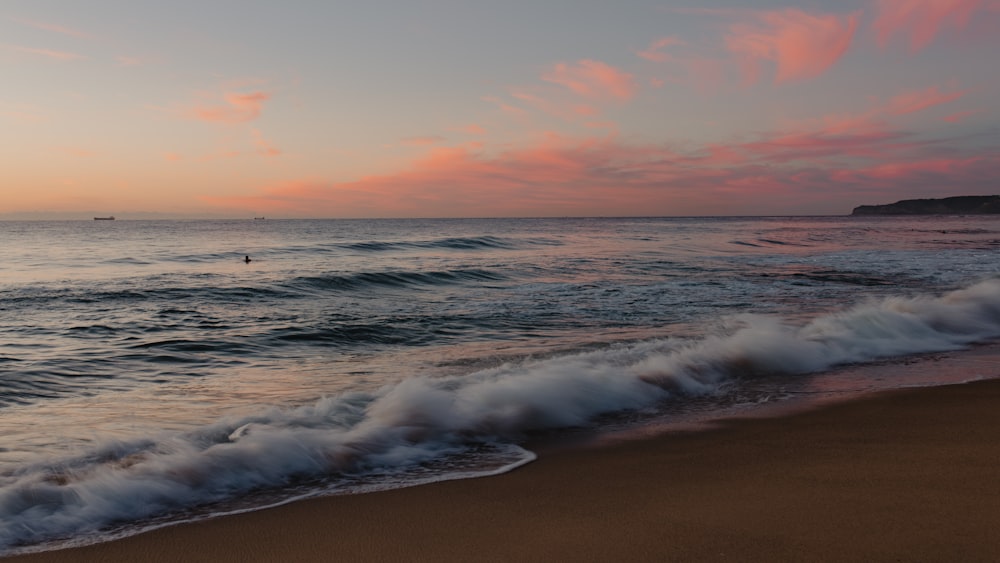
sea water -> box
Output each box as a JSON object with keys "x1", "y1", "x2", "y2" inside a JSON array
[{"x1": 2, "y1": 216, "x2": 1000, "y2": 554}]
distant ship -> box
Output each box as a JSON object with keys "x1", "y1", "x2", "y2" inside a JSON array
[
  {"x1": 253, "y1": 216, "x2": 265, "y2": 220},
  {"x1": 94, "y1": 216, "x2": 115, "y2": 221}
]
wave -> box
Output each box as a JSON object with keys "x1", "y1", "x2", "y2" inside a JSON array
[
  {"x1": 757, "y1": 268, "x2": 897, "y2": 287},
  {"x1": 341, "y1": 235, "x2": 559, "y2": 253},
  {"x1": 2, "y1": 285, "x2": 273, "y2": 310},
  {"x1": 267, "y1": 321, "x2": 432, "y2": 346},
  {"x1": 730, "y1": 238, "x2": 809, "y2": 248},
  {"x1": 263, "y1": 308, "x2": 534, "y2": 348},
  {"x1": 3, "y1": 279, "x2": 1000, "y2": 552},
  {"x1": 2, "y1": 268, "x2": 509, "y2": 312},
  {"x1": 0, "y1": 365, "x2": 117, "y2": 407},
  {"x1": 148, "y1": 235, "x2": 557, "y2": 264},
  {"x1": 911, "y1": 228, "x2": 999, "y2": 235},
  {"x1": 285, "y1": 268, "x2": 506, "y2": 294},
  {"x1": 100, "y1": 257, "x2": 153, "y2": 266}
]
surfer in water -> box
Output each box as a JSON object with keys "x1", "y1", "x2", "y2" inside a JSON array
[{"x1": 244, "y1": 255, "x2": 252, "y2": 263}]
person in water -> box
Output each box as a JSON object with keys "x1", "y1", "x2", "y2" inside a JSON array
[{"x1": 244, "y1": 255, "x2": 251, "y2": 263}]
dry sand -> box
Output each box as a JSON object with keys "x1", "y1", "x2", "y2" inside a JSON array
[{"x1": 6, "y1": 378, "x2": 1000, "y2": 562}]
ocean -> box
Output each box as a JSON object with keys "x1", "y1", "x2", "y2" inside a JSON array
[{"x1": 2, "y1": 215, "x2": 1000, "y2": 554}]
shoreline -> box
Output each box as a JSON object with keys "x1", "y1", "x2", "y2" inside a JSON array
[{"x1": 7, "y1": 374, "x2": 1000, "y2": 562}]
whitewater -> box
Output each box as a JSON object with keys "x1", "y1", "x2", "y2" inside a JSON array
[{"x1": 2, "y1": 216, "x2": 1000, "y2": 554}]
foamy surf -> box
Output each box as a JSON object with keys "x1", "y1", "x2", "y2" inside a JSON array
[{"x1": 3, "y1": 279, "x2": 1000, "y2": 554}]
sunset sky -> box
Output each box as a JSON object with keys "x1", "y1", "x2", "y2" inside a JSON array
[{"x1": 2, "y1": 0, "x2": 998, "y2": 219}]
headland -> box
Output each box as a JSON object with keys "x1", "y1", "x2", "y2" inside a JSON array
[{"x1": 852, "y1": 195, "x2": 1000, "y2": 215}]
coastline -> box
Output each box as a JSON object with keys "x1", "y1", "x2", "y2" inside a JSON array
[{"x1": 7, "y1": 374, "x2": 1000, "y2": 562}]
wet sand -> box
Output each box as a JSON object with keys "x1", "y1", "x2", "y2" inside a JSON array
[{"x1": 7, "y1": 378, "x2": 1000, "y2": 562}]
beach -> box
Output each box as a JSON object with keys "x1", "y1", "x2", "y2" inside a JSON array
[{"x1": 7, "y1": 374, "x2": 1000, "y2": 562}]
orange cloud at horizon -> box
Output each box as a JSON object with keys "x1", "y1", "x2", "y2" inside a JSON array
[
  {"x1": 202, "y1": 140, "x2": 676, "y2": 217},
  {"x1": 200, "y1": 119, "x2": 1000, "y2": 218},
  {"x1": 726, "y1": 8, "x2": 859, "y2": 84}
]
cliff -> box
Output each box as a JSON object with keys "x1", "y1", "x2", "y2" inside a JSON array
[{"x1": 851, "y1": 195, "x2": 1000, "y2": 216}]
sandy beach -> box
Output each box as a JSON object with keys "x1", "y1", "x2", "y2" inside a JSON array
[{"x1": 7, "y1": 376, "x2": 1000, "y2": 562}]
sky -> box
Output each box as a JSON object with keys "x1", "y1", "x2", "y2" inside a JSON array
[{"x1": 2, "y1": 0, "x2": 998, "y2": 219}]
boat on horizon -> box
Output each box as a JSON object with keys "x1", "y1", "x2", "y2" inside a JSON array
[
  {"x1": 254, "y1": 216, "x2": 265, "y2": 220},
  {"x1": 94, "y1": 216, "x2": 115, "y2": 221}
]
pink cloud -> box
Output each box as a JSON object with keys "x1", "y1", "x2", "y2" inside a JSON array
[
  {"x1": 2, "y1": 111, "x2": 42, "y2": 122},
  {"x1": 188, "y1": 91, "x2": 270, "y2": 123},
  {"x1": 1, "y1": 104, "x2": 47, "y2": 123},
  {"x1": 685, "y1": 57, "x2": 730, "y2": 92},
  {"x1": 725, "y1": 8, "x2": 860, "y2": 83},
  {"x1": 10, "y1": 18, "x2": 95, "y2": 40},
  {"x1": 542, "y1": 59, "x2": 638, "y2": 101},
  {"x1": 401, "y1": 136, "x2": 445, "y2": 147},
  {"x1": 252, "y1": 129, "x2": 281, "y2": 157},
  {"x1": 808, "y1": 111, "x2": 884, "y2": 135},
  {"x1": 828, "y1": 155, "x2": 999, "y2": 201},
  {"x1": 786, "y1": 84, "x2": 969, "y2": 135},
  {"x1": 481, "y1": 95, "x2": 527, "y2": 117},
  {"x1": 457, "y1": 124, "x2": 487, "y2": 135},
  {"x1": 703, "y1": 144, "x2": 748, "y2": 165},
  {"x1": 863, "y1": 157, "x2": 972, "y2": 179},
  {"x1": 509, "y1": 89, "x2": 596, "y2": 121},
  {"x1": 637, "y1": 36, "x2": 686, "y2": 62},
  {"x1": 873, "y1": 0, "x2": 987, "y2": 51},
  {"x1": 884, "y1": 85, "x2": 968, "y2": 115},
  {"x1": 942, "y1": 109, "x2": 981, "y2": 123},
  {"x1": 736, "y1": 129, "x2": 914, "y2": 164},
  {"x1": 583, "y1": 120, "x2": 620, "y2": 132},
  {"x1": 163, "y1": 152, "x2": 183, "y2": 162},
  {"x1": 116, "y1": 56, "x2": 144, "y2": 67},
  {"x1": 11, "y1": 45, "x2": 86, "y2": 61},
  {"x1": 196, "y1": 150, "x2": 241, "y2": 162}
]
